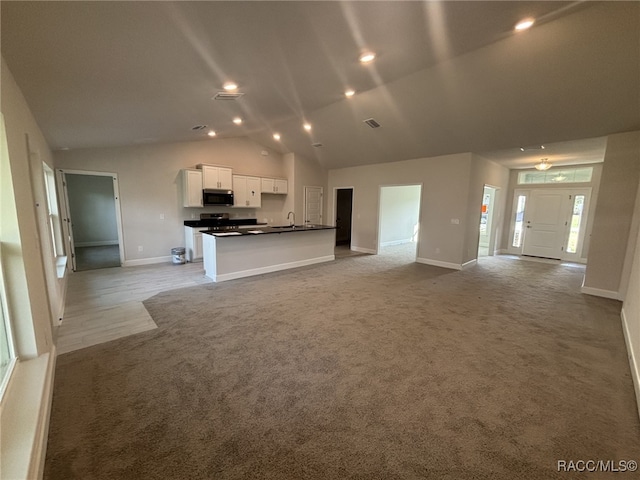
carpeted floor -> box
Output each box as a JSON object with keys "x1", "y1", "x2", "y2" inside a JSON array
[{"x1": 45, "y1": 251, "x2": 640, "y2": 480}]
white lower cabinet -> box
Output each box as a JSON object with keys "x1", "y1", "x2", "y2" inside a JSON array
[
  {"x1": 185, "y1": 226, "x2": 207, "y2": 262},
  {"x1": 233, "y1": 175, "x2": 261, "y2": 208}
]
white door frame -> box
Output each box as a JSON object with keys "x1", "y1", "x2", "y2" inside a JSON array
[
  {"x1": 303, "y1": 186, "x2": 324, "y2": 225},
  {"x1": 57, "y1": 169, "x2": 126, "y2": 270},
  {"x1": 477, "y1": 184, "x2": 500, "y2": 257}
]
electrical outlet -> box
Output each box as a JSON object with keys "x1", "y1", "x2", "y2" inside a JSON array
[
  {"x1": 451, "y1": 218, "x2": 460, "y2": 225},
  {"x1": 160, "y1": 213, "x2": 165, "y2": 220},
  {"x1": 191, "y1": 213, "x2": 195, "y2": 219},
  {"x1": 138, "y1": 246, "x2": 143, "y2": 252}
]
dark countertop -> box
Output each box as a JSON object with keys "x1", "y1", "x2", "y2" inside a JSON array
[
  {"x1": 184, "y1": 218, "x2": 263, "y2": 228},
  {"x1": 203, "y1": 224, "x2": 336, "y2": 237}
]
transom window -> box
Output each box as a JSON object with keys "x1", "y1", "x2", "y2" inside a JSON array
[{"x1": 517, "y1": 167, "x2": 593, "y2": 185}]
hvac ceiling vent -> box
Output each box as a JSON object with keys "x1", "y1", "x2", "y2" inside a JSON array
[
  {"x1": 191, "y1": 125, "x2": 207, "y2": 131},
  {"x1": 363, "y1": 118, "x2": 381, "y2": 128},
  {"x1": 311, "y1": 143, "x2": 324, "y2": 148},
  {"x1": 212, "y1": 92, "x2": 245, "y2": 101}
]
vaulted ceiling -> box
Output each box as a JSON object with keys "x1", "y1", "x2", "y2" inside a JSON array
[{"x1": 1, "y1": 1, "x2": 638, "y2": 169}]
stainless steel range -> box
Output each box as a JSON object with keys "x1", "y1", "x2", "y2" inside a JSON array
[{"x1": 183, "y1": 213, "x2": 259, "y2": 231}]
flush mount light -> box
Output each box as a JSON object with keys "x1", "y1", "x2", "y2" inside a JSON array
[
  {"x1": 345, "y1": 89, "x2": 355, "y2": 98},
  {"x1": 273, "y1": 133, "x2": 281, "y2": 141},
  {"x1": 223, "y1": 82, "x2": 238, "y2": 91},
  {"x1": 233, "y1": 117, "x2": 243, "y2": 125},
  {"x1": 303, "y1": 123, "x2": 312, "y2": 132},
  {"x1": 515, "y1": 18, "x2": 535, "y2": 31},
  {"x1": 207, "y1": 130, "x2": 216, "y2": 137},
  {"x1": 359, "y1": 52, "x2": 376, "y2": 63},
  {"x1": 535, "y1": 158, "x2": 552, "y2": 171}
]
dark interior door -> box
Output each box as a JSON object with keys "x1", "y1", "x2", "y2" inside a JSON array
[{"x1": 336, "y1": 189, "x2": 353, "y2": 246}]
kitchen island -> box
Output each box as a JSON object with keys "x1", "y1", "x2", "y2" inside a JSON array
[{"x1": 202, "y1": 225, "x2": 336, "y2": 282}]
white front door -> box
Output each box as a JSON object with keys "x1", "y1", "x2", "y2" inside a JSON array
[
  {"x1": 304, "y1": 186, "x2": 323, "y2": 225},
  {"x1": 522, "y1": 189, "x2": 571, "y2": 259}
]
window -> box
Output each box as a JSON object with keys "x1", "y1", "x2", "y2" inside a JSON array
[
  {"x1": 43, "y1": 163, "x2": 64, "y2": 258},
  {"x1": 0, "y1": 256, "x2": 16, "y2": 399},
  {"x1": 566, "y1": 195, "x2": 586, "y2": 254},
  {"x1": 518, "y1": 167, "x2": 593, "y2": 185},
  {"x1": 511, "y1": 195, "x2": 527, "y2": 248}
]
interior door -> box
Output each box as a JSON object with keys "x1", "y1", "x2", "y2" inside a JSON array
[
  {"x1": 304, "y1": 186, "x2": 323, "y2": 225},
  {"x1": 522, "y1": 189, "x2": 571, "y2": 259},
  {"x1": 60, "y1": 172, "x2": 78, "y2": 271}
]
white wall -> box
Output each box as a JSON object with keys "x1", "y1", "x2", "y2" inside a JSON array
[
  {"x1": 66, "y1": 174, "x2": 119, "y2": 246},
  {"x1": 379, "y1": 185, "x2": 421, "y2": 246}
]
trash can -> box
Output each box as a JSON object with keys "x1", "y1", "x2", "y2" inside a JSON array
[{"x1": 171, "y1": 247, "x2": 186, "y2": 265}]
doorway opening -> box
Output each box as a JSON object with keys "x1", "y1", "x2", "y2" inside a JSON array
[
  {"x1": 377, "y1": 185, "x2": 421, "y2": 260},
  {"x1": 58, "y1": 170, "x2": 125, "y2": 271},
  {"x1": 478, "y1": 185, "x2": 498, "y2": 258},
  {"x1": 335, "y1": 188, "x2": 353, "y2": 248}
]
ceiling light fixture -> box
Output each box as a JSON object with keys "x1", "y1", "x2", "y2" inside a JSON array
[
  {"x1": 515, "y1": 18, "x2": 535, "y2": 31},
  {"x1": 273, "y1": 133, "x2": 281, "y2": 141},
  {"x1": 233, "y1": 117, "x2": 242, "y2": 125},
  {"x1": 535, "y1": 158, "x2": 552, "y2": 171},
  {"x1": 223, "y1": 82, "x2": 238, "y2": 91},
  {"x1": 207, "y1": 130, "x2": 216, "y2": 137},
  {"x1": 303, "y1": 123, "x2": 312, "y2": 131},
  {"x1": 359, "y1": 52, "x2": 376, "y2": 63},
  {"x1": 345, "y1": 89, "x2": 355, "y2": 98}
]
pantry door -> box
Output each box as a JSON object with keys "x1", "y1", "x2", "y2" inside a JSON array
[{"x1": 522, "y1": 189, "x2": 571, "y2": 259}]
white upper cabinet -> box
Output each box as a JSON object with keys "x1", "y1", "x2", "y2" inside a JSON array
[
  {"x1": 233, "y1": 175, "x2": 261, "y2": 208},
  {"x1": 198, "y1": 164, "x2": 233, "y2": 190},
  {"x1": 182, "y1": 169, "x2": 203, "y2": 207},
  {"x1": 261, "y1": 177, "x2": 288, "y2": 194}
]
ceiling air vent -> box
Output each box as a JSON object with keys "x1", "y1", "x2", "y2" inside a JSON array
[
  {"x1": 212, "y1": 92, "x2": 245, "y2": 101},
  {"x1": 191, "y1": 125, "x2": 207, "y2": 131},
  {"x1": 312, "y1": 143, "x2": 324, "y2": 148},
  {"x1": 363, "y1": 118, "x2": 381, "y2": 128}
]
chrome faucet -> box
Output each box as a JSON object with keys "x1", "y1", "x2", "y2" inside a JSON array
[{"x1": 287, "y1": 211, "x2": 295, "y2": 226}]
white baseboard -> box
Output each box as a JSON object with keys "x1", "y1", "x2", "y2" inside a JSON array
[
  {"x1": 0, "y1": 348, "x2": 57, "y2": 480},
  {"x1": 211, "y1": 255, "x2": 335, "y2": 282},
  {"x1": 74, "y1": 240, "x2": 119, "y2": 247},
  {"x1": 461, "y1": 259, "x2": 477, "y2": 270},
  {"x1": 123, "y1": 255, "x2": 173, "y2": 267},
  {"x1": 351, "y1": 246, "x2": 376, "y2": 254},
  {"x1": 380, "y1": 239, "x2": 413, "y2": 247},
  {"x1": 416, "y1": 257, "x2": 461, "y2": 270},
  {"x1": 621, "y1": 308, "x2": 640, "y2": 421},
  {"x1": 580, "y1": 285, "x2": 622, "y2": 300}
]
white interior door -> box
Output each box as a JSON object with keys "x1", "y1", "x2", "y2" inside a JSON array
[
  {"x1": 304, "y1": 186, "x2": 323, "y2": 225},
  {"x1": 522, "y1": 189, "x2": 571, "y2": 259}
]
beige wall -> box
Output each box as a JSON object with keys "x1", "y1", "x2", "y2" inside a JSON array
[
  {"x1": 584, "y1": 131, "x2": 640, "y2": 295},
  {"x1": 1, "y1": 56, "x2": 55, "y2": 356},
  {"x1": 55, "y1": 139, "x2": 295, "y2": 262},
  {"x1": 328, "y1": 152, "x2": 478, "y2": 265},
  {"x1": 464, "y1": 155, "x2": 510, "y2": 263},
  {"x1": 621, "y1": 181, "x2": 640, "y2": 417}
]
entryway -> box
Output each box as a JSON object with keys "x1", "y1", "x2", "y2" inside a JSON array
[
  {"x1": 58, "y1": 170, "x2": 125, "y2": 271},
  {"x1": 478, "y1": 185, "x2": 498, "y2": 257},
  {"x1": 377, "y1": 185, "x2": 422, "y2": 260},
  {"x1": 508, "y1": 187, "x2": 591, "y2": 261}
]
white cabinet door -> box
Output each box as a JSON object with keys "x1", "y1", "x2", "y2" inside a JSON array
[
  {"x1": 261, "y1": 178, "x2": 275, "y2": 193},
  {"x1": 201, "y1": 165, "x2": 233, "y2": 189},
  {"x1": 274, "y1": 179, "x2": 288, "y2": 194},
  {"x1": 218, "y1": 168, "x2": 233, "y2": 190},
  {"x1": 194, "y1": 232, "x2": 203, "y2": 260},
  {"x1": 247, "y1": 176, "x2": 261, "y2": 207},
  {"x1": 183, "y1": 169, "x2": 203, "y2": 207}
]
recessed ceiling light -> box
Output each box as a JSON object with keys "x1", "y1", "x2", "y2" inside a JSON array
[
  {"x1": 207, "y1": 130, "x2": 216, "y2": 137},
  {"x1": 515, "y1": 18, "x2": 535, "y2": 31},
  {"x1": 273, "y1": 133, "x2": 281, "y2": 141},
  {"x1": 345, "y1": 89, "x2": 355, "y2": 98},
  {"x1": 303, "y1": 123, "x2": 312, "y2": 131},
  {"x1": 359, "y1": 52, "x2": 376, "y2": 63},
  {"x1": 223, "y1": 82, "x2": 238, "y2": 91},
  {"x1": 233, "y1": 117, "x2": 242, "y2": 125}
]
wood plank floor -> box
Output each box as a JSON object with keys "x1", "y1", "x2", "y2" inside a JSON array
[{"x1": 56, "y1": 261, "x2": 211, "y2": 354}]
